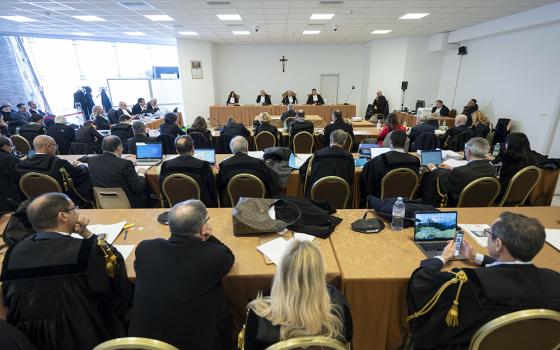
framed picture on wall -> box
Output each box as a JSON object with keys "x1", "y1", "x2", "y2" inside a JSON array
[{"x1": 191, "y1": 60, "x2": 203, "y2": 79}]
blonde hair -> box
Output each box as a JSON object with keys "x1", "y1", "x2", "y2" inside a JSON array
[
  {"x1": 249, "y1": 240, "x2": 343, "y2": 340},
  {"x1": 472, "y1": 111, "x2": 489, "y2": 126},
  {"x1": 260, "y1": 112, "x2": 270, "y2": 124},
  {"x1": 92, "y1": 105, "x2": 104, "y2": 117}
]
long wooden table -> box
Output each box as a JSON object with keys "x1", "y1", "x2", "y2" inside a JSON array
[
  {"x1": 396, "y1": 111, "x2": 455, "y2": 127},
  {"x1": 210, "y1": 104, "x2": 357, "y2": 126},
  {"x1": 142, "y1": 112, "x2": 184, "y2": 130},
  {"x1": 268, "y1": 115, "x2": 325, "y2": 128},
  {"x1": 331, "y1": 206, "x2": 560, "y2": 350}
]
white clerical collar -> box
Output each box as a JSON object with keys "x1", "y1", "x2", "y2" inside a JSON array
[
  {"x1": 392, "y1": 148, "x2": 405, "y2": 153},
  {"x1": 486, "y1": 260, "x2": 533, "y2": 267}
]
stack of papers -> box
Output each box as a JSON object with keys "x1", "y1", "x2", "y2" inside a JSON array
[
  {"x1": 545, "y1": 229, "x2": 560, "y2": 251},
  {"x1": 442, "y1": 159, "x2": 468, "y2": 169},
  {"x1": 370, "y1": 148, "x2": 391, "y2": 159},
  {"x1": 113, "y1": 245, "x2": 135, "y2": 260},
  {"x1": 459, "y1": 224, "x2": 490, "y2": 247},
  {"x1": 72, "y1": 221, "x2": 127, "y2": 244},
  {"x1": 289, "y1": 154, "x2": 313, "y2": 169},
  {"x1": 248, "y1": 151, "x2": 264, "y2": 159},
  {"x1": 257, "y1": 233, "x2": 317, "y2": 265}
]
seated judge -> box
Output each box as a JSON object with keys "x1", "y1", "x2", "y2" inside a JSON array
[
  {"x1": 18, "y1": 113, "x2": 47, "y2": 146},
  {"x1": 431, "y1": 99, "x2": 449, "y2": 116},
  {"x1": 222, "y1": 116, "x2": 250, "y2": 138},
  {"x1": 217, "y1": 136, "x2": 280, "y2": 202},
  {"x1": 254, "y1": 112, "x2": 279, "y2": 139},
  {"x1": 91, "y1": 105, "x2": 110, "y2": 130},
  {"x1": 321, "y1": 110, "x2": 354, "y2": 146},
  {"x1": 226, "y1": 91, "x2": 239, "y2": 105},
  {"x1": 127, "y1": 121, "x2": 156, "y2": 155},
  {"x1": 75, "y1": 120, "x2": 104, "y2": 153},
  {"x1": 280, "y1": 104, "x2": 297, "y2": 123},
  {"x1": 462, "y1": 98, "x2": 478, "y2": 127},
  {"x1": 0, "y1": 193, "x2": 133, "y2": 350},
  {"x1": 15, "y1": 135, "x2": 93, "y2": 206},
  {"x1": 288, "y1": 111, "x2": 314, "y2": 148},
  {"x1": 0, "y1": 136, "x2": 22, "y2": 212},
  {"x1": 299, "y1": 130, "x2": 355, "y2": 197},
  {"x1": 160, "y1": 112, "x2": 186, "y2": 138},
  {"x1": 256, "y1": 90, "x2": 271, "y2": 106},
  {"x1": 147, "y1": 98, "x2": 160, "y2": 114},
  {"x1": 407, "y1": 212, "x2": 560, "y2": 350},
  {"x1": 372, "y1": 90, "x2": 388, "y2": 118},
  {"x1": 409, "y1": 114, "x2": 436, "y2": 144},
  {"x1": 471, "y1": 111, "x2": 491, "y2": 138},
  {"x1": 441, "y1": 114, "x2": 473, "y2": 150},
  {"x1": 360, "y1": 131, "x2": 419, "y2": 205},
  {"x1": 243, "y1": 239, "x2": 353, "y2": 350},
  {"x1": 88, "y1": 135, "x2": 152, "y2": 208},
  {"x1": 377, "y1": 113, "x2": 406, "y2": 146},
  {"x1": 421, "y1": 137, "x2": 496, "y2": 207},
  {"x1": 159, "y1": 135, "x2": 218, "y2": 207},
  {"x1": 282, "y1": 90, "x2": 298, "y2": 105},
  {"x1": 306, "y1": 88, "x2": 325, "y2": 105},
  {"x1": 129, "y1": 200, "x2": 234, "y2": 350},
  {"x1": 47, "y1": 115, "x2": 76, "y2": 155},
  {"x1": 132, "y1": 98, "x2": 146, "y2": 115},
  {"x1": 115, "y1": 101, "x2": 132, "y2": 120}
]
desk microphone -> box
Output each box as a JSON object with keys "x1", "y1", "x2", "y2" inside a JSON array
[{"x1": 344, "y1": 86, "x2": 356, "y2": 105}]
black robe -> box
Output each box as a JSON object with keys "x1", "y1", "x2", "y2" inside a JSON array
[
  {"x1": 299, "y1": 146, "x2": 355, "y2": 197},
  {"x1": 1, "y1": 232, "x2": 134, "y2": 350},
  {"x1": 0, "y1": 319, "x2": 36, "y2": 350},
  {"x1": 0, "y1": 150, "x2": 22, "y2": 212},
  {"x1": 407, "y1": 258, "x2": 560, "y2": 350}
]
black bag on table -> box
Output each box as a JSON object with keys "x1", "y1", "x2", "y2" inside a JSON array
[
  {"x1": 2, "y1": 199, "x2": 35, "y2": 247},
  {"x1": 367, "y1": 196, "x2": 438, "y2": 228}
]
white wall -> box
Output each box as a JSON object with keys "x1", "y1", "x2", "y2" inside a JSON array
[
  {"x1": 214, "y1": 44, "x2": 366, "y2": 113},
  {"x1": 176, "y1": 39, "x2": 216, "y2": 124},
  {"x1": 438, "y1": 21, "x2": 560, "y2": 154}
]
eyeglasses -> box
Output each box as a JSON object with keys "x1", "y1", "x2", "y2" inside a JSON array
[
  {"x1": 483, "y1": 228, "x2": 496, "y2": 239},
  {"x1": 204, "y1": 216, "x2": 210, "y2": 224},
  {"x1": 48, "y1": 206, "x2": 79, "y2": 218}
]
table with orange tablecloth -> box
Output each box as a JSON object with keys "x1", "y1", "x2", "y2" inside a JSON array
[{"x1": 329, "y1": 206, "x2": 560, "y2": 350}]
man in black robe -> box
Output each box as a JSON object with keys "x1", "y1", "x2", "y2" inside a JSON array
[
  {"x1": 18, "y1": 113, "x2": 47, "y2": 146},
  {"x1": 1, "y1": 193, "x2": 133, "y2": 350},
  {"x1": 129, "y1": 199, "x2": 234, "y2": 349},
  {"x1": 407, "y1": 212, "x2": 560, "y2": 350},
  {"x1": 299, "y1": 129, "x2": 355, "y2": 198},
  {"x1": 288, "y1": 111, "x2": 314, "y2": 150},
  {"x1": 461, "y1": 98, "x2": 478, "y2": 127},
  {"x1": 372, "y1": 90, "x2": 388, "y2": 118},
  {"x1": 321, "y1": 110, "x2": 354, "y2": 146}
]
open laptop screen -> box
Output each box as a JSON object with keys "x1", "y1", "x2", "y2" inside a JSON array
[
  {"x1": 414, "y1": 211, "x2": 457, "y2": 241},
  {"x1": 421, "y1": 150, "x2": 443, "y2": 166},
  {"x1": 194, "y1": 149, "x2": 216, "y2": 164},
  {"x1": 136, "y1": 143, "x2": 162, "y2": 160}
]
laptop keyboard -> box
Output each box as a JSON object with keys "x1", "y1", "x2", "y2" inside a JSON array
[{"x1": 418, "y1": 241, "x2": 448, "y2": 252}]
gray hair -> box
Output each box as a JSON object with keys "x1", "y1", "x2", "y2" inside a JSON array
[
  {"x1": 287, "y1": 104, "x2": 295, "y2": 111},
  {"x1": 417, "y1": 114, "x2": 429, "y2": 123},
  {"x1": 330, "y1": 129, "x2": 348, "y2": 147},
  {"x1": 465, "y1": 137, "x2": 490, "y2": 158},
  {"x1": 455, "y1": 114, "x2": 468, "y2": 126},
  {"x1": 27, "y1": 193, "x2": 73, "y2": 231},
  {"x1": 132, "y1": 121, "x2": 146, "y2": 135},
  {"x1": 54, "y1": 115, "x2": 67, "y2": 124},
  {"x1": 491, "y1": 212, "x2": 545, "y2": 261},
  {"x1": 230, "y1": 136, "x2": 248, "y2": 154},
  {"x1": 168, "y1": 200, "x2": 208, "y2": 236}
]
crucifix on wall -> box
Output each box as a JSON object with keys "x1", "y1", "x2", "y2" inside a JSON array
[{"x1": 279, "y1": 55, "x2": 288, "y2": 72}]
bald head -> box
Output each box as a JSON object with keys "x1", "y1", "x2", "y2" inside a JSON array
[
  {"x1": 27, "y1": 193, "x2": 75, "y2": 232},
  {"x1": 33, "y1": 135, "x2": 57, "y2": 155},
  {"x1": 168, "y1": 199, "x2": 208, "y2": 237},
  {"x1": 230, "y1": 136, "x2": 248, "y2": 154},
  {"x1": 455, "y1": 114, "x2": 468, "y2": 126}
]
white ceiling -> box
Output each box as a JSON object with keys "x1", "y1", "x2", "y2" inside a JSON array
[{"x1": 0, "y1": 0, "x2": 557, "y2": 45}]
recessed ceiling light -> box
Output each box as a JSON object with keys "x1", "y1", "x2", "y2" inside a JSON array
[
  {"x1": 72, "y1": 32, "x2": 93, "y2": 36},
  {"x1": 371, "y1": 30, "x2": 392, "y2": 34},
  {"x1": 72, "y1": 15, "x2": 106, "y2": 22},
  {"x1": 0, "y1": 15, "x2": 37, "y2": 22},
  {"x1": 399, "y1": 13, "x2": 429, "y2": 19},
  {"x1": 310, "y1": 14, "x2": 335, "y2": 20},
  {"x1": 232, "y1": 30, "x2": 250, "y2": 35},
  {"x1": 124, "y1": 31, "x2": 146, "y2": 36},
  {"x1": 178, "y1": 31, "x2": 198, "y2": 36},
  {"x1": 217, "y1": 14, "x2": 242, "y2": 21},
  {"x1": 144, "y1": 14, "x2": 174, "y2": 21},
  {"x1": 303, "y1": 30, "x2": 321, "y2": 35}
]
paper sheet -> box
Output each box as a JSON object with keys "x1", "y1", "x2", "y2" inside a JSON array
[
  {"x1": 113, "y1": 245, "x2": 135, "y2": 260},
  {"x1": 442, "y1": 150, "x2": 462, "y2": 159},
  {"x1": 87, "y1": 221, "x2": 127, "y2": 244},
  {"x1": 545, "y1": 229, "x2": 560, "y2": 251},
  {"x1": 459, "y1": 224, "x2": 490, "y2": 247},
  {"x1": 257, "y1": 237, "x2": 290, "y2": 265},
  {"x1": 293, "y1": 232, "x2": 316, "y2": 242},
  {"x1": 248, "y1": 151, "x2": 264, "y2": 159},
  {"x1": 442, "y1": 159, "x2": 468, "y2": 169},
  {"x1": 289, "y1": 153, "x2": 313, "y2": 169},
  {"x1": 370, "y1": 148, "x2": 391, "y2": 158}
]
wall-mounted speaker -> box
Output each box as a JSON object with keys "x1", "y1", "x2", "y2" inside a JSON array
[
  {"x1": 401, "y1": 81, "x2": 408, "y2": 90},
  {"x1": 458, "y1": 46, "x2": 467, "y2": 55}
]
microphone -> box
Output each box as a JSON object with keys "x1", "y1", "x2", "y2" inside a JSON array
[{"x1": 344, "y1": 85, "x2": 356, "y2": 105}]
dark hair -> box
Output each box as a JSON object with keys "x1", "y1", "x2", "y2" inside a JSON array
[
  {"x1": 164, "y1": 112, "x2": 177, "y2": 124},
  {"x1": 312, "y1": 88, "x2": 317, "y2": 91},
  {"x1": 192, "y1": 116, "x2": 207, "y2": 130},
  {"x1": 83, "y1": 120, "x2": 96, "y2": 127},
  {"x1": 0, "y1": 135, "x2": 12, "y2": 148},
  {"x1": 503, "y1": 132, "x2": 536, "y2": 163},
  {"x1": 296, "y1": 110, "x2": 305, "y2": 119},
  {"x1": 471, "y1": 98, "x2": 477, "y2": 104},
  {"x1": 30, "y1": 113, "x2": 44, "y2": 123},
  {"x1": 132, "y1": 121, "x2": 146, "y2": 135},
  {"x1": 449, "y1": 109, "x2": 457, "y2": 119},
  {"x1": 137, "y1": 98, "x2": 145, "y2": 103},
  {"x1": 119, "y1": 114, "x2": 131, "y2": 122},
  {"x1": 436, "y1": 99, "x2": 443, "y2": 104},
  {"x1": 26, "y1": 193, "x2": 73, "y2": 231},
  {"x1": 229, "y1": 91, "x2": 235, "y2": 97},
  {"x1": 332, "y1": 110, "x2": 342, "y2": 120},
  {"x1": 17, "y1": 103, "x2": 25, "y2": 109},
  {"x1": 175, "y1": 135, "x2": 194, "y2": 154},
  {"x1": 102, "y1": 135, "x2": 122, "y2": 152},
  {"x1": 385, "y1": 113, "x2": 401, "y2": 131},
  {"x1": 491, "y1": 212, "x2": 545, "y2": 261},
  {"x1": 27, "y1": 101, "x2": 34, "y2": 106},
  {"x1": 389, "y1": 130, "x2": 407, "y2": 148}
]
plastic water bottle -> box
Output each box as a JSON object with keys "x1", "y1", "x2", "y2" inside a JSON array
[
  {"x1": 376, "y1": 119, "x2": 381, "y2": 129},
  {"x1": 391, "y1": 197, "x2": 405, "y2": 231}
]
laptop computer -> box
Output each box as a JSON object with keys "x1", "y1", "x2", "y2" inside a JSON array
[
  {"x1": 193, "y1": 149, "x2": 216, "y2": 164},
  {"x1": 136, "y1": 143, "x2": 163, "y2": 166},
  {"x1": 420, "y1": 150, "x2": 443, "y2": 166},
  {"x1": 358, "y1": 143, "x2": 378, "y2": 158},
  {"x1": 414, "y1": 211, "x2": 458, "y2": 258}
]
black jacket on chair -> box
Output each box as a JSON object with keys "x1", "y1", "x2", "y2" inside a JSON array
[
  {"x1": 321, "y1": 119, "x2": 354, "y2": 146},
  {"x1": 75, "y1": 126, "x2": 103, "y2": 153},
  {"x1": 409, "y1": 123, "x2": 435, "y2": 144},
  {"x1": 128, "y1": 235, "x2": 234, "y2": 350},
  {"x1": 255, "y1": 95, "x2": 271, "y2": 105},
  {"x1": 0, "y1": 151, "x2": 22, "y2": 212},
  {"x1": 111, "y1": 123, "x2": 134, "y2": 153},
  {"x1": 127, "y1": 134, "x2": 157, "y2": 155},
  {"x1": 159, "y1": 155, "x2": 218, "y2": 207},
  {"x1": 187, "y1": 127, "x2": 213, "y2": 148},
  {"x1": 288, "y1": 120, "x2": 314, "y2": 148},
  {"x1": 222, "y1": 123, "x2": 250, "y2": 138},
  {"x1": 442, "y1": 125, "x2": 473, "y2": 150},
  {"x1": 159, "y1": 123, "x2": 185, "y2": 138},
  {"x1": 94, "y1": 116, "x2": 111, "y2": 130},
  {"x1": 254, "y1": 123, "x2": 279, "y2": 138},
  {"x1": 472, "y1": 124, "x2": 490, "y2": 138},
  {"x1": 411, "y1": 132, "x2": 439, "y2": 152},
  {"x1": 306, "y1": 94, "x2": 325, "y2": 105},
  {"x1": 18, "y1": 123, "x2": 47, "y2": 147},
  {"x1": 87, "y1": 152, "x2": 150, "y2": 208}
]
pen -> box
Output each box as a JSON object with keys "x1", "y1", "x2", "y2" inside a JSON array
[{"x1": 123, "y1": 230, "x2": 128, "y2": 241}]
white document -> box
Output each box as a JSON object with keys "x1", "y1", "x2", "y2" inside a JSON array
[
  {"x1": 442, "y1": 159, "x2": 468, "y2": 169},
  {"x1": 545, "y1": 229, "x2": 560, "y2": 251},
  {"x1": 114, "y1": 245, "x2": 135, "y2": 260},
  {"x1": 86, "y1": 221, "x2": 127, "y2": 244},
  {"x1": 370, "y1": 148, "x2": 391, "y2": 159},
  {"x1": 294, "y1": 154, "x2": 313, "y2": 168},
  {"x1": 257, "y1": 237, "x2": 290, "y2": 265},
  {"x1": 248, "y1": 151, "x2": 264, "y2": 159},
  {"x1": 293, "y1": 232, "x2": 316, "y2": 242},
  {"x1": 459, "y1": 224, "x2": 490, "y2": 248},
  {"x1": 442, "y1": 150, "x2": 462, "y2": 159}
]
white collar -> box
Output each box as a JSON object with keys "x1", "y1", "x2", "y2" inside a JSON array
[
  {"x1": 392, "y1": 148, "x2": 405, "y2": 153},
  {"x1": 486, "y1": 260, "x2": 533, "y2": 267}
]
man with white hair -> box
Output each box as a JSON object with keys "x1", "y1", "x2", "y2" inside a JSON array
[
  {"x1": 441, "y1": 114, "x2": 473, "y2": 149},
  {"x1": 147, "y1": 97, "x2": 160, "y2": 114},
  {"x1": 217, "y1": 136, "x2": 280, "y2": 204},
  {"x1": 409, "y1": 114, "x2": 436, "y2": 144}
]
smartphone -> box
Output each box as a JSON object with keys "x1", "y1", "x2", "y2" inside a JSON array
[{"x1": 453, "y1": 232, "x2": 464, "y2": 257}]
